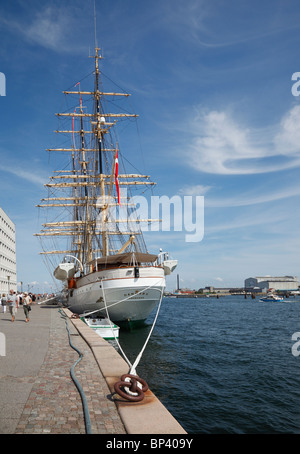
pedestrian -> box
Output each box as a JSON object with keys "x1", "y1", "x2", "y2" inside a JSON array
[
  {"x1": 23, "y1": 292, "x2": 32, "y2": 322},
  {"x1": 7, "y1": 289, "x2": 18, "y2": 322},
  {"x1": 1, "y1": 293, "x2": 7, "y2": 313},
  {"x1": 17, "y1": 293, "x2": 23, "y2": 305},
  {"x1": 1, "y1": 293, "x2": 7, "y2": 314}
]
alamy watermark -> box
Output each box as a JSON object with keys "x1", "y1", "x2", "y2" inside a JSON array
[
  {"x1": 291, "y1": 332, "x2": 300, "y2": 357},
  {"x1": 0, "y1": 72, "x2": 6, "y2": 96},
  {"x1": 291, "y1": 72, "x2": 300, "y2": 96},
  {"x1": 0, "y1": 332, "x2": 6, "y2": 356},
  {"x1": 290, "y1": 77, "x2": 300, "y2": 356},
  {"x1": 96, "y1": 191, "x2": 204, "y2": 243}
]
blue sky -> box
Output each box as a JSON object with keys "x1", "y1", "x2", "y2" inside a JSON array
[{"x1": 1, "y1": 0, "x2": 300, "y2": 292}]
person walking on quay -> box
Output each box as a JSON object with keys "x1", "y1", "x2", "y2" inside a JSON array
[
  {"x1": 17, "y1": 292, "x2": 23, "y2": 306},
  {"x1": 1, "y1": 293, "x2": 7, "y2": 314},
  {"x1": 23, "y1": 292, "x2": 32, "y2": 323},
  {"x1": 7, "y1": 289, "x2": 18, "y2": 322}
]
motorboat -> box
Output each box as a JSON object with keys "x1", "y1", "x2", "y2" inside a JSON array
[
  {"x1": 259, "y1": 294, "x2": 284, "y2": 302},
  {"x1": 81, "y1": 314, "x2": 119, "y2": 339}
]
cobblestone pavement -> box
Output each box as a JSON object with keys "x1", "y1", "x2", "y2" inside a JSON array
[{"x1": 12, "y1": 307, "x2": 126, "y2": 434}]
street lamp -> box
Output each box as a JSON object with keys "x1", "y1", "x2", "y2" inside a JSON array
[{"x1": 7, "y1": 275, "x2": 10, "y2": 294}]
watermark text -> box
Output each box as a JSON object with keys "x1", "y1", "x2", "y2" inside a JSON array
[
  {"x1": 96, "y1": 191, "x2": 204, "y2": 243},
  {"x1": 0, "y1": 333, "x2": 6, "y2": 356},
  {"x1": 0, "y1": 72, "x2": 6, "y2": 96},
  {"x1": 292, "y1": 332, "x2": 300, "y2": 357}
]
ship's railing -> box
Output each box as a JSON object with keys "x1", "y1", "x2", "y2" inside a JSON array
[{"x1": 156, "y1": 251, "x2": 169, "y2": 266}]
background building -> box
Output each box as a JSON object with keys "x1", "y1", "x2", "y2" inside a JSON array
[
  {"x1": 244, "y1": 276, "x2": 299, "y2": 292},
  {"x1": 0, "y1": 207, "x2": 17, "y2": 295}
]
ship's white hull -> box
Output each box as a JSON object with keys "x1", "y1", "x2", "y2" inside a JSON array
[{"x1": 66, "y1": 266, "x2": 165, "y2": 325}]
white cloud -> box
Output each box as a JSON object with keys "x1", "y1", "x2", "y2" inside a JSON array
[
  {"x1": 188, "y1": 106, "x2": 300, "y2": 175},
  {"x1": 274, "y1": 105, "x2": 300, "y2": 153},
  {"x1": 208, "y1": 210, "x2": 285, "y2": 234},
  {"x1": 0, "y1": 6, "x2": 82, "y2": 53},
  {"x1": 25, "y1": 7, "x2": 67, "y2": 50},
  {"x1": 205, "y1": 184, "x2": 300, "y2": 207},
  {"x1": 178, "y1": 184, "x2": 212, "y2": 196},
  {"x1": 0, "y1": 163, "x2": 45, "y2": 186}
]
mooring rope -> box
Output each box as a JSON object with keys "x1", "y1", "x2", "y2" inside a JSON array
[
  {"x1": 101, "y1": 279, "x2": 164, "y2": 401},
  {"x1": 102, "y1": 279, "x2": 163, "y2": 372},
  {"x1": 76, "y1": 278, "x2": 164, "y2": 402}
]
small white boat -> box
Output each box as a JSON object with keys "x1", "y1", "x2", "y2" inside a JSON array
[
  {"x1": 81, "y1": 315, "x2": 119, "y2": 339},
  {"x1": 259, "y1": 294, "x2": 284, "y2": 302}
]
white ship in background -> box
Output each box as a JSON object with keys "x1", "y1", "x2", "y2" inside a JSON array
[{"x1": 36, "y1": 48, "x2": 177, "y2": 328}]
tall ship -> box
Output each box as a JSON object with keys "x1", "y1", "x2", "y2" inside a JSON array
[{"x1": 35, "y1": 48, "x2": 177, "y2": 327}]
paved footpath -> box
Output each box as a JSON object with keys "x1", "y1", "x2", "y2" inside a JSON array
[{"x1": 0, "y1": 304, "x2": 126, "y2": 434}]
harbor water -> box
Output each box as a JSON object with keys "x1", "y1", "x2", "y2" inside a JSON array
[{"x1": 114, "y1": 295, "x2": 300, "y2": 434}]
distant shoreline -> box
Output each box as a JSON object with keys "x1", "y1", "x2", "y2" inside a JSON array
[{"x1": 165, "y1": 292, "x2": 298, "y2": 298}]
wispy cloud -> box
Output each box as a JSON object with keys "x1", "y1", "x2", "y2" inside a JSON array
[
  {"x1": 0, "y1": 5, "x2": 85, "y2": 53},
  {"x1": 186, "y1": 106, "x2": 300, "y2": 175},
  {"x1": 178, "y1": 184, "x2": 212, "y2": 196},
  {"x1": 205, "y1": 184, "x2": 300, "y2": 208},
  {"x1": 208, "y1": 209, "x2": 286, "y2": 234},
  {"x1": 0, "y1": 163, "x2": 45, "y2": 186},
  {"x1": 161, "y1": 0, "x2": 300, "y2": 51},
  {"x1": 24, "y1": 7, "x2": 69, "y2": 50}
]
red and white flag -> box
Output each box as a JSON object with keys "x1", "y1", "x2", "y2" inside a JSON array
[{"x1": 115, "y1": 150, "x2": 120, "y2": 205}]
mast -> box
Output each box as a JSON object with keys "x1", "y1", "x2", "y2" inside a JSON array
[
  {"x1": 94, "y1": 47, "x2": 106, "y2": 256},
  {"x1": 94, "y1": 48, "x2": 103, "y2": 175},
  {"x1": 78, "y1": 83, "x2": 89, "y2": 266},
  {"x1": 35, "y1": 48, "x2": 158, "y2": 273}
]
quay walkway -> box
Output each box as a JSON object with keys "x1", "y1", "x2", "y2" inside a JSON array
[{"x1": 0, "y1": 303, "x2": 186, "y2": 435}]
